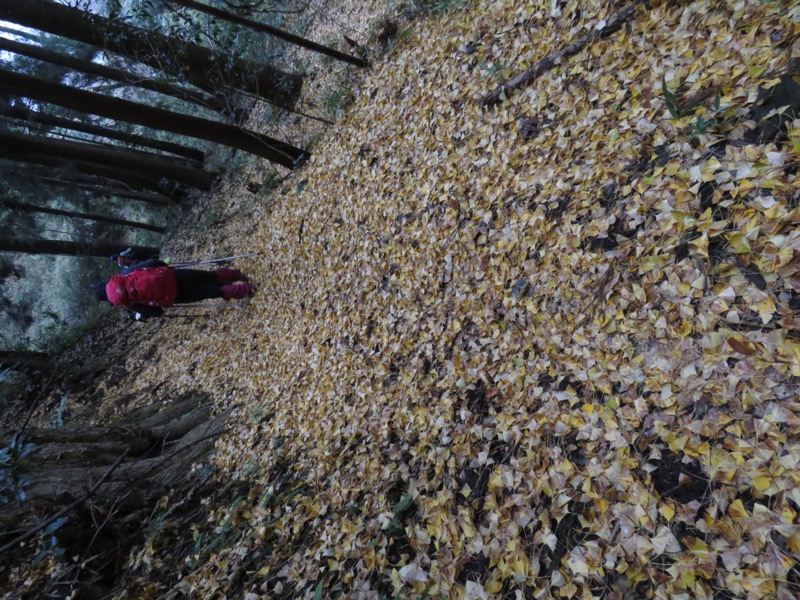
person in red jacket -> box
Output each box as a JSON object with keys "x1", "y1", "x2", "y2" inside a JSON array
[{"x1": 93, "y1": 259, "x2": 254, "y2": 320}]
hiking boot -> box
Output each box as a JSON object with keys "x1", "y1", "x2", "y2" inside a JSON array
[
  {"x1": 213, "y1": 268, "x2": 247, "y2": 283},
  {"x1": 222, "y1": 283, "x2": 254, "y2": 299}
]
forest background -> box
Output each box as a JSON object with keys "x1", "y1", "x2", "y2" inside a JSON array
[
  {"x1": 1, "y1": 0, "x2": 799, "y2": 598},
  {"x1": 0, "y1": 0, "x2": 367, "y2": 387}
]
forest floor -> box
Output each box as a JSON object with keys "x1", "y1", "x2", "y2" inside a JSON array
[{"x1": 6, "y1": 0, "x2": 800, "y2": 598}]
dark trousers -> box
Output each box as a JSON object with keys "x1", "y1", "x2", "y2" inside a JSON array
[{"x1": 173, "y1": 269, "x2": 225, "y2": 303}]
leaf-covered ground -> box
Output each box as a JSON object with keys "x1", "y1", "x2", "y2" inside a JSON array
[{"x1": 17, "y1": 0, "x2": 800, "y2": 597}]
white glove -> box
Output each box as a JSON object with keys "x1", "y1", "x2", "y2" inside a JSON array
[{"x1": 135, "y1": 313, "x2": 142, "y2": 321}]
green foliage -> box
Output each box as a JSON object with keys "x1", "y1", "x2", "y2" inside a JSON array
[
  {"x1": 262, "y1": 171, "x2": 283, "y2": 197},
  {"x1": 399, "y1": 0, "x2": 467, "y2": 17},
  {"x1": 44, "y1": 304, "x2": 112, "y2": 354},
  {"x1": 686, "y1": 91, "x2": 725, "y2": 141},
  {"x1": 0, "y1": 369, "x2": 28, "y2": 411},
  {"x1": 686, "y1": 114, "x2": 711, "y2": 136},
  {"x1": 661, "y1": 75, "x2": 682, "y2": 119},
  {"x1": 191, "y1": 496, "x2": 246, "y2": 567},
  {"x1": 0, "y1": 435, "x2": 36, "y2": 505},
  {"x1": 385, "y1": 493, "x2": 415, "y2": 537},
  {"x1": 323, "y1": 88, "x2": 355, "y2": 119},
  {"x1": 480, "y1": 60, "x2": 507, "y2": 84},
  {"x1": 661, "y1": 76, "x2": 727, "y2": 141}
]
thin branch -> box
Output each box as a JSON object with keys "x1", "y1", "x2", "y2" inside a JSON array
[
  {"x1": 482, "y1": 1, "x2": 643, "y2": 107},
  {"x1": 165, "y1": 0, "x2": 369, "y2": 67},
  {"x1": 0, "y1": 449, "x2": 130, "y2": 556}
]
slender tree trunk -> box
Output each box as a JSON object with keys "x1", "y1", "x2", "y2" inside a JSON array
[
  {"x1": 40, "y1": 132, "x2": 200, "y2": 169},
  {"x1": 0, "y1": 36, "x2": 231, "y2": 117},
  {"x1": 3, "y1": 162, "x2": 175, "y2": 202},
  {"x1": 2, "y1": 200, "x2": 167, "y2": 233},
  {"x1": 33, "y1": 177, "x2": 172, "y2": 205},
  {"x1": 0, "y1": 24, "x2": 41, "y2": 43},
  {"x1": 0, "y1": 350, "x2": 51, "y2": 373},
  {"x1": 0, "y1": 68, "x2": 309, "y2": 168},
  {"x1": 166, "y1": 0, "x2": 369, "y2": 68},
  {"x1": 0, "y1": 104, "x2": 205, "y2": 162},
  {"x1": 0, "y1": 0, "x2": 304, "y2": 107},
  {"x1": 0, "y1": 130, "x2": 217, "y2": 189},
  {"x1": 0, "y1": 238, "x2": 159, "y2": 258},
  {"x1": 0, "y1": 150, "x2": 178, "y2": 196}
]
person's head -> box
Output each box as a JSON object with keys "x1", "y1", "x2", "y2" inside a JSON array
[{"x1": 92, "y1": 281, "x2": 109, "y2": 302}]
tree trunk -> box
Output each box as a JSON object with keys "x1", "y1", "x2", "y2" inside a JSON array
[
  {"x1": 0, "y1": 68, "x2": 309, "y2": 168},
  {"x1": 0, "y1": 150, "x2": 183, "y2": 195},
  {"x1": 0, "y1": 24, "x2": 40, "y2": 43},
  {"x1": 0, "y1": 238, "x2": 159, "y2": 258},
  {"x1": 0, "y1": 350, "x2": 51, "y2": 373},
  {"x1": 166, "y1": 0, "x2": 369, "y2": 68},
  {"x1": 0, "y1": 104, "x2": 205, "y2": 162},
  {"x1": 42, "y1": 132, "x2": 200, "y2": 169},
  {"x1": 33, "y1": 177, "x2": 172, "y2": 205},
  {"x1": 0, "y1": 0, "x2": 303, "y2": 107},
  {"x1": 0, "y1": 36, "x2": 231, "y2": 118},
  {"x1": 2, "y1": 200, "x2": 167, "y2": 234},
  {"x1": 0, "y1": 129, "x2": 217, "y2": 189},
  {"x1": 0, "y1": 392, "x2": 229, "y2": 595}
]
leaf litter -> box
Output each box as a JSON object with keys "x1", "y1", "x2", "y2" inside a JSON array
[{"x1": 22, "y1": 0, "x2": 800, "y2": 597}]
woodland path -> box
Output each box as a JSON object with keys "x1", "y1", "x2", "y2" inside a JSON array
[{"x1": 6, "y1": 0, "x2": 800, "y2": 597}]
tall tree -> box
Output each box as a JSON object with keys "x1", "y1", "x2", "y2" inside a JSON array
[
  {"x1": 0, "y1": 238, "x2": 159, "y2": 258},
  {"x1": 0, "y1": 350, "x2": 51, "y2": 373},
  {"x1": 0, "y1": 24, "x2": 41, "y2": 43},
  {"x1": 0, "y1": 151, "x2": 188, "y2": 195},
  {"x1": 2, "y1": 200, "x2": 167, "y2": 234},
  {"x1": 0, "y1": 68, "x2": 309, "y2": 168},
  {"x1": 0, "y1": 36, "x2": 231, "y2": 117},
  {"x1": 32, "y1": 177, "x2": 172, "y2": 206},
  {"x1": 0, "y1": 129, "x2": 217, "y2": 189},
  {"x1": 165, "y1": 0, "x2": 369, "y2": 67},
  {"x1": 0, "y1": 104, "x2": 205, "y2": 162},
  {"x1": 0, "y1": 0, "x2": 303, "y2": 107}
]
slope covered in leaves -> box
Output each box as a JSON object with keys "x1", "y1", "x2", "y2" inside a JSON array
[{"x1": 34, "y1": 0, "x2": 800, "y2": 597}]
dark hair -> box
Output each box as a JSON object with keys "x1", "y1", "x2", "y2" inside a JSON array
[{"x1": 92, "y1": 281, "x2": 109, "y2": 302}]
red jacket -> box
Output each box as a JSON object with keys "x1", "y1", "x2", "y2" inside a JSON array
[{"x1": 106, "y1": 266, "x2": 178, "y2": 308}]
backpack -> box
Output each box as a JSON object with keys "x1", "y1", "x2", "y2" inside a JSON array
[{"x1": 106, "y1": 266, "x2": 178, "y2": 308}]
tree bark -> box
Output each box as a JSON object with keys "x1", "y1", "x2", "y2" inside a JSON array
[
  {"x1": 0, "y1": 129, "x2": 217, "y2": 189},
  {"x1": 32, "y1": 177, "x2": 172, "y2": 205},
  {"x1": 0, "y1": 350, "x2": 51, "y2": 373},
  {"x1": 2, "y1": 200, "x2": 167, "y2": 233},
  {"x1": 0, "y1": 104, "x2": 205, "y2": 162},
  {"x1": 0, "y1": 238, "x2": 160, "y2": 258},
  {"x1": 0, "y1": 68, "x2": 309, "y2": 168},
  {"x1": 0, "y1": 150, "x2": 183, "y2": 195},
  {"x1": 0, "y1": 0, "x2": 303, "y2": 107},
  {"x1": 0, "y1": 392, "x2": 228, "y2": 585},
  {"x1": 0, "y1": 24, "x2": 41, "y2": 43},
  {"x1": 166, "y1": 0, "x2": 369, "y2": 68},
  {"x1": 0, "y1": 36, "x2": 231, "y2": 118}
]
